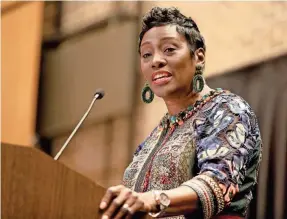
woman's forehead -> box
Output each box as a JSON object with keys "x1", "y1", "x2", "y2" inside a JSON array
[{"x1": 140, "y1": 25, "x2": 184, "y2": 47}]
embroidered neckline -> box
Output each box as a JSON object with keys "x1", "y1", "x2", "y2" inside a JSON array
[{"x1": 159, "y1": 88, "x2": 226, "y2": 129}]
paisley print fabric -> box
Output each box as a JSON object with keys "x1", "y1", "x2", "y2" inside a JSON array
[{"x1": 122, "y1": 92, "x2": 262, "y2": 218}]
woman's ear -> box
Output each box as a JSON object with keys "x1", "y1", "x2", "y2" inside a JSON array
[{"x1": 195, "y1": 48, "x2": 205, "y2": 65}]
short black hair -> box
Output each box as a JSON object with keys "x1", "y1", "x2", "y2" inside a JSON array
[{"x1": 138, "y1": 7, "x2": 206, "y2": 55}]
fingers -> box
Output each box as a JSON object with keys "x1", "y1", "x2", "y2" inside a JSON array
[
  {"x1": 100, "y1": 185, "x2": 124, "y2": 210},
  {"x1": 113, "y1": 195, "x2": 137, "y2": 219},
  {"x1": 100, "y1": 185, "x2": 147, "y2": 219},
  {"x1": 125, "y1": 201, "x2": 144, "y2": 219},
  {"x1": 101, "y1": 186, "x2": 133, "y2": 219}
]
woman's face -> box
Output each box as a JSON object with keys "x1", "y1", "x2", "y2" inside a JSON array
[{"x1": 140, "y1": 25, "x2": 204, "y2": 99}]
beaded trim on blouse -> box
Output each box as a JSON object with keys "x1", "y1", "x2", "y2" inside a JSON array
[{"x1": 160, "y1": 88, "x2": 225, "y2": 129}]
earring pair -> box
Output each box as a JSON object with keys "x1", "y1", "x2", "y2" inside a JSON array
[{"x1": 141, "y1": 64, "x2": 205, "y2": 104}]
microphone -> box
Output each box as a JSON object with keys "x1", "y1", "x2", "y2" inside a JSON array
[{"x1": 54, "y1": 89, "x2": 105, "y2": 160}]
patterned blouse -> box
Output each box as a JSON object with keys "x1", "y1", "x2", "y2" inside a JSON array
[{"x1": 122, "y1": 90, "x2": 262, "y2": 219}]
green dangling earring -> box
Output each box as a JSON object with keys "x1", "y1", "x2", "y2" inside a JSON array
[
  {"x1": 141, "y1": 83, "x2": 154, "y2": 104},
  {"x1": 192, "y1": 64, "x2": 205, "y2": 93}
]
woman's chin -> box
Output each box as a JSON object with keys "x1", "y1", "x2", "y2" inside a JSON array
[{"x1": 153, "y1": 86, "x2": 178, "y2": 99}]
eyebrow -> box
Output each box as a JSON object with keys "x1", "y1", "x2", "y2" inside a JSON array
[{"x1": 140, "y1": 36, "x2": 178, "y2": 48}]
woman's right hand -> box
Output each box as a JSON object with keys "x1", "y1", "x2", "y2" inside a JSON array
[{"x1": 99, "y1": 185, "x2": 156, "y2": 219}]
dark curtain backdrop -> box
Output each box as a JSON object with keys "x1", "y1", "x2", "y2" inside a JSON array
[{"x1": 207, "y1": 53, "x2": 287, "y2": 219}]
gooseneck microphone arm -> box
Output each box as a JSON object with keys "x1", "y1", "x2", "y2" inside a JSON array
[{"x1": 54, "y1": 89, "x2": 105, "y2": 160}]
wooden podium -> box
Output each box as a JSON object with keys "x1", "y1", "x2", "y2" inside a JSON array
[{"x1": 1, "y1": 143, "x2": 149, "y2": 219}]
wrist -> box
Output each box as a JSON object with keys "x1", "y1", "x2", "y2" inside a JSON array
[
  {"x1": 149, "y1": 190, "x2": 171, "y2": 217},
  {"x1": 139, "y1": 191, "x2": 158, "y2": 212}
]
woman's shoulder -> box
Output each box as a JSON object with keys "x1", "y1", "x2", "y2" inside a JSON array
[
  {"x1": 197, "y1": 90, "x2": 262, "y2": 157},
  {"x1": 200, "y1": 90, "x2": 260, "y2": 134},
  {"x1": 210, "y1": 90, "x2": 256, "y2": 117}
]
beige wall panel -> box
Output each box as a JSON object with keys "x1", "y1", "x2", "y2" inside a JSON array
[
  {"x1": 108, "y1": 116, "x2": 130, "y2": 186},
  {"x1": 61, "y1": 2, "x2": 116, "y2": 34},
  {"x1": 52, "y1": 116, "x2": 130, "y2": 188},
  {"x1": 42, "y1": 2, "x2": 58, "y2": 37},
  {"x1": 118, "y1": 2, "x2": 139, "y2": 17},
  {"x1": 39, "y1": 21, "x2": 137, "y2": 138},
  {"x1": 52, "y1": 123, "x2": 108, "y2": 187},
  {"x1": 1, "y1": 2, "x2": 44, "y2": 146}
]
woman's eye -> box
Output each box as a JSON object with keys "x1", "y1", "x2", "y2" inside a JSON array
[
  {"x1": 142, "y1": 53, "x2": 151, "y2": 58},
  {"x1": 165, "y1": 48, "x2": 176, "y2": 53}
]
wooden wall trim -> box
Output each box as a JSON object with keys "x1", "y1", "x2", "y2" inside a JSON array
[
  {"x1": 1, "y1": 2, "x2": 44, "y2": 146},
  {"x1": 1, "y1": 1, "x2": 29, "y2": 15}
]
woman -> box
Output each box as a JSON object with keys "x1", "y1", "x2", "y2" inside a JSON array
[{"x1": 99, "y1": 7, "x2": 262, "y2": 219}]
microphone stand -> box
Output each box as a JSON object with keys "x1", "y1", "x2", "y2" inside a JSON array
[{"x1": 54, "y1": 92, "x2": 104, "y2": 160}]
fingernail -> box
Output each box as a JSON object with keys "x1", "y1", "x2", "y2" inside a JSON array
[
  {"x1": 102, "y1": 215, "x2": 109, "y2": 219},
  {"x1": 100, "y1": 202, "x2": 107, "y2": 209}
]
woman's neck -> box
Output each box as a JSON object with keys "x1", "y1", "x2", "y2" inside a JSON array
[{"x1": 164, "y1": 86, "x2": 213, "y2": 116}]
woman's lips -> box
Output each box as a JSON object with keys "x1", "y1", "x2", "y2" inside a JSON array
[
  {"x1": 152, "y1": 71, "x2": 172, "y2": 86},
  {"x1": 152, "y1": 75, "x2": 172, "y2": 85}
]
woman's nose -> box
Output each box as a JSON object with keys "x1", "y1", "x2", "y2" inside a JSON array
[{"x1": 151, "y1": 53, "x2": 167, "y2": 69}]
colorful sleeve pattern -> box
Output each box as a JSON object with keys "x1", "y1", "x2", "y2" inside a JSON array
[{"x1": 182, "y1": 94, "x2": 262, "y2": 219}]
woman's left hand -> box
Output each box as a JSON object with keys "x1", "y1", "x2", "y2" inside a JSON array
[{"x1": 99, "y1": 185, "x2": 155, "y2": 219}]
